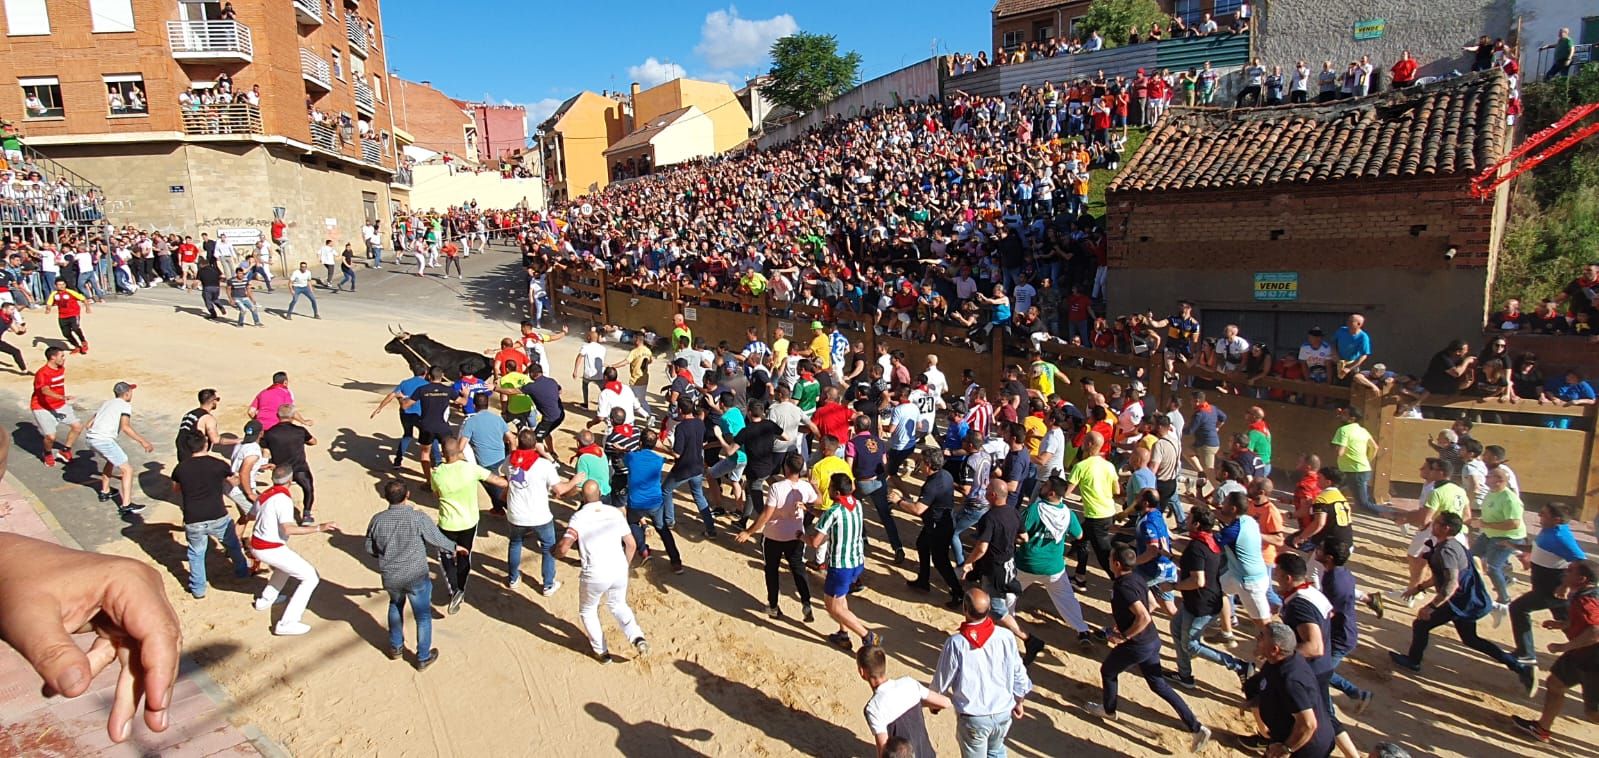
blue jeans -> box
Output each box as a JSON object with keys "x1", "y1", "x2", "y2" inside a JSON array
[
  {"x1": 235, "y1": 297, "x2": 261, "y2": 326},
  {"x1": 627, "y1": 506, "x2": 681, "y2": 565},
  {"x1": 1326, "y1": 650, "x2": 1367, "y2": 699},
  {"x1": 857, "y1": 478, "x2": 902, "y2": 554},
  {"x1": 287, "y1": 285, "x2": 319, "y2": 317},
  {"x1": 1472, "y1": 533, "x2": 1519, "y2": 604},
  {"x1": 507, "y1": 522, "x2": 557, "y2": 589},
  {"x1": 338, "y1": 267, "x2": 356, "y2": 291},
  {"x1": 77, "y1": 270, "x2": 104, "y2": 299},
  {"x1": 955, "y1": 711, "x2": 1012, "y2": 758},
  {"x1": 952, "y1": 503, "x2": 989, "y2": 565},
  {"x1": 386, "y1": 576, "x2": 432, "y2": 655},
  {"x1": 185, "y1": 515, "x2": 249, "y2": 597},
  {"x1": 369, "y1": 243, "x2": 383, "y2": 267},
  {"x1": 662, "y1": 474, "x2": 714, "y2": 533},
  {"x1": 1342, "y1": 470, "x2": 1377, "y2": 513},
  {"x1": 1171, "y1": 608, "x2": 1246, "y2": 679}
]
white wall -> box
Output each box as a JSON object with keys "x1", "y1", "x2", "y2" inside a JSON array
[
  {"x1": 652, "y1": 113, "x2": 716, "y2": 167},
  {"x1": 405, "y1": 163, "x2": 547, "y2": 212},
  {"x1": 758, "y1": 58, "x2": 942, "y2": 148}
]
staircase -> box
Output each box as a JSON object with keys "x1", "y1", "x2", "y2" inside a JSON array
[{"x1": 0, "y1": 142, "x2": 109, "y2": 243}]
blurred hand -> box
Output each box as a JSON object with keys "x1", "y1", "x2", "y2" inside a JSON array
[{"x1": 0, "y1": 534, "x2": 181, "y2": 743}]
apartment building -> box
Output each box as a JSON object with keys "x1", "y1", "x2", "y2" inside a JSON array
[{"x1": 0, "y1": 0, "x2": 400, "y2": 263}]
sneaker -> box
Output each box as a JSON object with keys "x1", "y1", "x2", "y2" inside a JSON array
[
  {"x1": 448, "y1": 590, "x2": 465, "y2": 615},
  {"x1": 1022, "y1": 636, "x2": 1047, "y2": 666},
  {"x1": 298, "y1": 512, "x2": 315, "y2": 527},
  {"x1": 253, "y1": 595, "x2": 288, "y2": 611},
  {"x1": 540, "y1": 581, "x2": 561, "y2": 597},
  {"x1": 1077, "y1": 631, "x2": 1095, "y2": 650},
  {"x1": 1352, "y1": 690, "x2": 1373, "y2": 716},
  {"x1": 671, "y1": 561, "x2": 685, "y2": 575},
  {"x1": 1388, "y1": 651, "x2": 1422, "y2": 672},
  {"x1": 1173, "y1": 674, "x2": 1197, "y2": 689},
  {"x1": 1070, "y1": 575, "x2": 1088, "y2": 593},
  {"x1": 1386, "y1": 589, "x2": 1416, "y2": 609},
  {"x1": 274, "y1": 621, "x2": 311, "y2": 636},
  {"x1": 507, "y1": 576, "x2": 520, "y2": 589},
  {"x1": 1519, "y1": 664, "x2": 1539, "y2": 698},
  {"x1": 117, "y1": 503, "x2": 146, "y2": 516},
  {"x1": 1083, "y1": 701, "x2": 1115, "y2": 721},
  {"x1": 1208, "y1": 630, "x2": 1238, "y2": 646},
  {"x1": 1511, "y1": 715, "x2": 1551, "y2": 742},
  {"x1": 863, "y1": 631, "x2": 884, "y2": 648},
  {"x1": 905, "y1": 580, "x2": 932, "y2": 592},
  {"x1": 1366, "y1": 591, "x2": 1386, "y2": 619},
  {"x1": 827, "y1": 631, "x2": 854, "y2": 651},
  {"x1": 42, "y1": 452, "x2": 55, "y2": 468},
  {"x1": 1190, "y1": 726, "x2": 1212, "y2": 752},
  {"x1": 892, "y1": 550, "x2": 906, "y2": 566},
  {"x1": 53, "y1": 449, "x2": 71, "y2": 464},
  {"x1": 386, "y1": 646, "x2": 404, "y2": 660},
  {"x1": 802, "y1": 605, "x2": 815, "y2": 623},
  {"x1": 1492, "y1": 603, "x2": 1509, "y2": 629},
  {"x1": 766, "y1": 605, "x2": 782, "y2": 619},
  {"x1": 637, "y1": 547, "x2": 651, "y2": 564},
  {"x1": 416, "y1": 648, "x2": 440, "y2": 671},
  {"x1": 1236, "y1": 661, "x2": 1256, "y2": 687},
  {"x1": 1230, "y1": 732, "x2": 1273, "y2": 751},
  {"x1": 97, "y1": 490, "x2": 116, "y2": 502},
  {"x1": 594, "y1": 652, "x2": 614, "y2": 664},
  {"x1": 633, "y1": 637, "x2": 649, "y2": 656},
  {"x1": 942, "y1": 596, "x2": 964, "y2": 610}
]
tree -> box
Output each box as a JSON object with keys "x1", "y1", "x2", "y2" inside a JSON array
[
  {"x1": 764, "y1": 32, "x2": 862, "y2": 113},
  {"x1": 1078, "y1": 0, "x2": 1168, "y2": 49}
]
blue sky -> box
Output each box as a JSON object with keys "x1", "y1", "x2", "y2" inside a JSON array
[{"x1": 380, "y1": 1, "x2": 988, "y2": 131}]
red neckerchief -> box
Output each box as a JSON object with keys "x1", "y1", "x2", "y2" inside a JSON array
[
  {"x1": 1248, "y1": 420, "x2": 1270, "y2": 435},
  {"x1": 612, "y1": 423, "x2": 635, "y2": 438},
  {"x1": 603, "y1": 380, "x2": 623, "y2": 394},
  {"x1": 1189, "y1": 527, "x2": 1219, "y2": 553},
  {"x1": 959, "y1": 617, "x2": 996, "y2": 649},
  {"x1": 836, "y1": 494, "x2": 859, "y2": 512},
  {"x1": 800, "y1": 370, "x2": 814, "y2": 381},
  {"x1": 1030, "y1": 411, "x2": 1045, "y2": 419},
  {"x1": 675, "y1": 369, "x2": 693, "y2": 382},
  {"x1": 510, "y1": 448, "x2": 541, "y2": 470},
  {"x1": 1195, "y1": 401, "x2": 1212, "y2": 412},
  {"x1": 578, "y1": 444, "x2": 603, "y2": 458},
  {"x1": 1283, "y1": 581, "x2": 1316, "y2": 603}
]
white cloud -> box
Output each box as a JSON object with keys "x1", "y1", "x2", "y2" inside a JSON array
[
  {"x1": 627, "y1": 57, "x2": 689, "y2": 88},
  {"x1": 525, "y1": 97, "x2": 564, "y2": 126},
  {"x1": 693, "y1": 6, "x2": 798, "y2": 70}
]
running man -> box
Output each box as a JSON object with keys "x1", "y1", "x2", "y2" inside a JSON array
[
  {"x1": 809, "y1": 475, "x2": 881, "y2": 651},
  {"x1": 0, "y1": 301, "x2": 28, "y2": 371},
  {"x1": 85, "y1": 381, "x2": 154, "y2": 516},
  {"x1": 557, "y1": 479, "x2": 649, "y2": 663},
  {"x1": 44, "y1": 278, "x2": 90, "y2": 354},
  {"x1": 32, "y1": 346, "x2": 82, "y2": 467},
  {"x1": 248, "y1": 467, "x2": 339, "y2": 636}
]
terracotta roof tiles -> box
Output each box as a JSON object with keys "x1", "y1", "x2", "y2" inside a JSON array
[{"x1": 1107, "y1": 70, "x2": 1509, "y2": 194}]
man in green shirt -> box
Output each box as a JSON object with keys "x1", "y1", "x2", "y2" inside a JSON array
[
  {"x1": 1391, "y1": 458, "x2": 1468, "y2": 608},
  {"x1": 1244, "y1": 406, "x2": 1272, "y2": 477},
  {"x1": 809, "y1": 476, "x2": 880, "y2": 651},
  {"x1": 1014, "y1": 479, "x2": 1091, "y2": 662},
  {"x1": 1331, "y1": 405, "x2": 1378, "y2": 514},
  {"x1": 1473, "y1": 467, "x2": 1527, "y2": 611},
  {"x1": 497, "y1": 360, "x2": 534, "y2": 428},
  {"x1": 1542, "y1": 27, "x2": 1576, "y2": 79},
  {"x1": 574, "y1": 429, "x2": 612, "y2": 499},
  {"x1": 430, "y1": 437, "x2": 507, "y2": 614},
  {"x1": 1065, "y1": 431, "x2": 1119, "y2": 588},
  {"x1": 792, "y1": 361, "x2": 821, "y2": 413}
]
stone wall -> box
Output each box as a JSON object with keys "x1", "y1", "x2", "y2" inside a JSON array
[
  {"x1": 404, "y1": 164, "x2": 545, "y2": 212},
  {"x1": 1255, "y1": 0, "x2": 1513, "y2": 80}
]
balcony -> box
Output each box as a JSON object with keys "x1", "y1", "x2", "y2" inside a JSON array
[
  {"x1": 361, "y1": 139, "x2": 382, "y2": 164},
  {"x1": 181, "y1": 103, "x2": 263, "y2": 136},
  {"x1": 166, "y1": 20, "x2": 253, "y2": 63},
  {"x1": 392, "y1": 166, "x2": 413, "y2": 187},
  {"x1": 309, "y1": 121, "x2": 339, "y2": 151},
  {"x1": 293, "y1": 0, "x2": 323, "y2": 25},
  {"x1": 345, "y1": 14, "x2": 368, "y2": 58},
  {"x1": 300, "y1": 49, "x2": 331, "y2": 91},
  {"x1": 353, "y1": 79, "x2": 375, "y2": 114}
]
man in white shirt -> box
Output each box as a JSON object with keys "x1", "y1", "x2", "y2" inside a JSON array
[
  {"x1": 859, "y1": 644, "x2": 950, "y2": 757},
  {"x1": 572, "y1": 328, "x2": 609, "y2": 409},
  {"x1": 361, "y1": 222, "x2": 383, "y2": 269},
  {"x1": 1214, "y1": 324, "x2": 1250, "y2": 373},
  {"x1": 285, "y1": 262, "x2": 320, "y2": 319},
  {"x1": 249, "y1": 467, "x2": 339, "y2": 636},
  {"x1": 556, "y1": 480, "x2": 648, "y2": 662},
  {"x1": 226, "y1": 419, "x2": 268, "y2": 520},
  {"x1": 86, "y1": 381, "x2": 154, "y2": 515},
  {"x1": 317, "y1": 240, "x2": 338, "y2": 287},
  {"x1": 505, "y1": 430, "x2": 584, "y2": 594},
  {"x1": 924, "y1": 356, "x2": 949, "y2": 406},
  {"x1": 213, "y1": 233, "x2": 237, "y2": 273},
  {"x1": 932, "y1": 589, "x2": 1031, "y2": 755}
]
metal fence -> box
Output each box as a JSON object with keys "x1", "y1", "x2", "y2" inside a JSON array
[
  {"x1": 180, "y1": 103, "x2": 263, "y2": 135},
  {"x1": 0, "y1": 143, "x2": 108, "y2": 244},
  {"x1": 950, "y1": 33, "x2": 1251, "y2": 98}
]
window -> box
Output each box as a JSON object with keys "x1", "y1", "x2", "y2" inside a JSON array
[
  {"x1": 89, "y1": 0, "x2": 134, "y2": 32},
  {"x1": 1582, "y1": 17, "x2": 1598, "y2": 45},
  {"x1": 1033, "y1": 24, "x2": 1053, "y2": 42},
  {"x1": 1001, "y1": 30, "x2": 1023, "y2": 50},
  {"x1": 1213, "y1": 0, "x2": 1245, "y2": 17},
  {"x1": 464, "y1": 125, "x2": 477, "y2": 156},
  {"x1": 370, "y1": 74, "x2": 382, "y2": 102},
  {"x1": 1173, "y1": 0, "x2": 1202, "y2": 25},
  {"x1": 4, "y1": 0, "x2": 49, "y2": 35},
  {"x1": 20, "y1": 76, "x2": 62, "y2": 119},
  {"x1": 103, "y1": 74, "x2": 146, "y2": 116},
  {"x1": 349, "y1": 52, "x2": 365, "y2": 79},
  {"x1": 331, "y1": 48, "x2": 343, "y2": 80}
]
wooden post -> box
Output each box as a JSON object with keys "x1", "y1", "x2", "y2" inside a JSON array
[
  {"x1": 548, "y1": 268, "x2": 563, "y2": 324},
  {"x1": 988, "y1": 327, "x2": 1005, "y2": 391},
  {"x1": 1578, "y1": 403, "x2": 1599, "y2": 523},
  {"x1": 759, "y1": 292, "x2": 770, "y2": 342},
  {"x1": 1355, "y1": 384, "x2": 1392, "y2": 504},
  {"x1": 597, "y1": 269, "x2": 609, "y2": 326}
]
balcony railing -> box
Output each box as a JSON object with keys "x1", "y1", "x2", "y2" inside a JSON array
[
  {"x1": 345, "y1": 14, "x2": 368, "y2": 57},
  {"x1": 300, "y1": 49, "x2": 331, "y2": 91},
  {"x1": 361, "y1": 139, "x2": 382, "y2": 164},
  {"x1": 309, "y1": 121, "x2": 339, "y2": 151},
  {"x1": 166, "y1": 20, "x2": 253, "y2": 62},
  {"x1": 181, "y1": 103, "x2": 263, "y2": 135},
  {"x1": 353, "y1": 80, "x2": 375, "y2": 114},
  {"x1": 293, "y1": 0, "x2": 323, "y2": 25},
  {"x1": 392, "y1": 166, "x2": 413, "y2": 187}
]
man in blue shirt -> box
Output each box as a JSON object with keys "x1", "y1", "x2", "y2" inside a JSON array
[
  {"x1": 496, "y1": 362, "x2": 564, "y2": 457},
  {"x1": 886, "y1": 388, "x2": 921, "y2": 480},
  {"x1": 1185, "y1": 390, "x2": 1227, "y2": 498},
  {"x1": 1215, "y1": 490, "x2": 1271, "y2": 644},
  {"x1": 459, "y1": 389, "x2": 512, "y2": 513},
  {"x1": 1332, "y1": 313, "x2": 1372, "y2": 384},
  {"x1": 624, "y1": 429, "x2": 682, "y2": 573},
  {"x1": 370, "y1": 366, "x2": 432, "y2": 469}
]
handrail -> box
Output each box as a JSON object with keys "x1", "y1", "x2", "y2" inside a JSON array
[
  {"x1": 309, "y1": 121, "x2": 338, "y2": 150},
  {"x1": 345, "y1": 14, "x2": 368, "y2": 57},
  {"x1": 179, "y1": 103, "x2": 263, "y2": 135},
  {"x1": 360, "y1": 139, "x2": 382, "y2": 164},
  {"x1": 354, "y1": 80, "x2": 375, "y2": 113},
  {"x1": 292, "y1": 0, "x2": 323, "y2": 25},
  {"x1": 166, "y1": 20, "x2": 253, "y2": 60},
  {"x1": 300, "y1": 49, "x2": 331, "y2": 90}
]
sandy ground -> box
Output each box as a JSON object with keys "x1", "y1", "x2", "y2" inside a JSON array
[{"x1": 2, "y1": 249, "x2": 1595, "y2": 758}]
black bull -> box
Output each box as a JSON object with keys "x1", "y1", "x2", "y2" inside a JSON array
[{"x1": 383, "y1": 332, "x2": 494, "y2": 381}]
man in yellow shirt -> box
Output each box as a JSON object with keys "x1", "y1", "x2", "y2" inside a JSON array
[
  {"x1": 808, "y1": 321, "x2": 832, "y2": 373},
  {"x1": 772, "y1": 326, "x2": 791, "y2": 373},
  {"x1": 811, "y1": 435, "x2": 853, "y2": 511},
  {"x1": 625, "y1": 332, "x2": 652, "y2": 411},
  {"x1": 1065, "y1": 431, "x2": 1119, "y2": 587}
]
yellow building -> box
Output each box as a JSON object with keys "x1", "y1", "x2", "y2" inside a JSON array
[
  {"x1": 632, "y1": 78, "x2": 752, "y2": 154},
  {"x1": 539, "y1": 91, "x2": 627, "y2": 200}
]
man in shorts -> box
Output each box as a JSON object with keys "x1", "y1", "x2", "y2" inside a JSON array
[
  {"x1": 1215, "y1": 488, "x2": 1272, "y2": 644},
  {"x1": 1512, "y1": 559, "x2": 1599, "y2": 743},
  {"x1": 809, "y1": 476, "x2": 882, "y2": 651},
  {"x1": 86, "y1": 381, "x2": 154, "y2": 516},
  {"x1": 497, "y1": 362, "x2": 564, "y2": 458},
  {"x1": 31, "y1": 346, "x2": 82, "y2": 467},
  {"x1": 401, "y1": 366, "x2": 454, "y2": 478}
]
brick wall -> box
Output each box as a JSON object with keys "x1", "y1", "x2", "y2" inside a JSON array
[
  {"x1": 470, "y1": 104, "x2": 527, "y2": 162},
  {"x1": 390, "y1": 78, "x2": 472, "y2": 158}
]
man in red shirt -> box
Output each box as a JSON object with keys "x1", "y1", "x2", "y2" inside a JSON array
[
  {"x1": 812, "y1": 386, "x2": 854, "y2": 447},
  {"x1": 1390, "y1": 50, "x2": 1419, "y2": 89},
  {"x1": 31, "y1": 346, "x2": 82, "y2": 467},
  {"x1": 177, "y1": 236, "x2": 201, "y2": 291},
  {"x1": 1512, "y1": 559, "x2": 1599, "y2": 742},
  {"x1": 1065, "y1": 284, "x2": 1095, "y2": 346},
  {"x1": 45, "y1": 278, "x2": 89, "y2": 354}
]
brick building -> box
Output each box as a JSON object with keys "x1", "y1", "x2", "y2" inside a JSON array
[
  {"x1": 460, "y1": 102, "x2": 526, "y2": 163},
  {"x1": 1104, "y1": 71, "x2": 1511, "y2": 373},
  {"x1": 0, "y1": 0, "x2": 400, "y2": 264},
  {"x1": 388, "y1": 77, "x2": 474, "y2": 160}
]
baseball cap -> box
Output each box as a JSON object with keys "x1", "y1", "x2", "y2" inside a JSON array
[
  {"x1": 241, "y1": 419, "x2": 263, "y2": 443},
  {"x1": 810, "y1": 320, "x2": 824, "y2": 330},
  {"x1": 1129, "y1": 380, "x2": 1146, "y2": 395},
  {"x1": 113, "y1": 381, "x2": 137, "y2": 396}
]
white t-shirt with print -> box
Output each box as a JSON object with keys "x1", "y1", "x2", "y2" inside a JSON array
[{"x1": 506, "y1": 454, "x2": 561, "y2": 527}]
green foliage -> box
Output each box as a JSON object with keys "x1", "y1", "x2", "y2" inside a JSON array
[
  {"x1": 1493, "y1": 67, "x2": 1599, "y2": 307},
  {"x1": 764, "y1": 32, "x2": 863, "y2": 113},
  {"x1": 1087, "y1": 129, "x2": 1147, "y2": 212},
  {"x1": 1078, "y1": 0, "x2": 1168, "y2": 50}
]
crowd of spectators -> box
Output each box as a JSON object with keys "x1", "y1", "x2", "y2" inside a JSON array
[
  {"x1": 0, "y1": 121, "x2": 106, "y2": 232},
  {"x1": 946, "y1": 10, "x2": 1251, "y2": 76}
]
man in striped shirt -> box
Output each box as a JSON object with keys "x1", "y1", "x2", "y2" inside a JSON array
[
  {"x1": 809, "y1": 475, "x2": 882, "y2": 651},
  {"x1": 365, "y1": 480, "x2": 460, "y2": 670}
]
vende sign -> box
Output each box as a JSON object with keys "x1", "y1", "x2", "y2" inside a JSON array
[{"x1": 1253, "y1": 272, "x2": 1299, "y2": 301}]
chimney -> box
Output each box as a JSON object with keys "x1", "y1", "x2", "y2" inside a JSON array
[
  {"x1": 630, "y1": 82, "x2": 640, "y2": 99},
  {"x1": 420, "y1": 80, "x2": 431, "y2": 86}
]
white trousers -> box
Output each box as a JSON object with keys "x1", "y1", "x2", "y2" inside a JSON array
[
  {"x1": 1015, "y1": 569, "x2": 1089, "y2": 633},
  {"x1": 253, "y1": 545, "x2": 319, "y2": 625},
  {"x1": 578, "y1": 574, "x2": 642, "y2": 655}
]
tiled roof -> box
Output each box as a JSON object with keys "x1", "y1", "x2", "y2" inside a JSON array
[
  {"x1": 993, "y1": 0, "x2": 1081, "y2": 20},
  {"x1": 1108, "y1": 70, "x2": 1509, "y2": 194}
]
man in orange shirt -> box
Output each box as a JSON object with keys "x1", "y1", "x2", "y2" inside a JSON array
[{"x1": 1246, "y1": 480, "x2": 1286, "y2": 568}]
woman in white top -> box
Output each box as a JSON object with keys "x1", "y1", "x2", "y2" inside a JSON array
[{"x1": 735, "y1": 453, "x2": 816, "y2": 621}]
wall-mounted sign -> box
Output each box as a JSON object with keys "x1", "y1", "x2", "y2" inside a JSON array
[
  {"x1": 1253, "y1": 272, "x2": 1299, "y2": 301},
  {"x1": 1353, "y1": 18, "x2": 1386, "y2": 41},
  {"x1": 169, "y1": 185, "x2": 185, "y2": 193},
  {"x1": 217, "y1": 227, "x2": 262, "y2": 246},
  {"x1": 683, "y1": 307, "x2": 698, "y2": 322}
]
